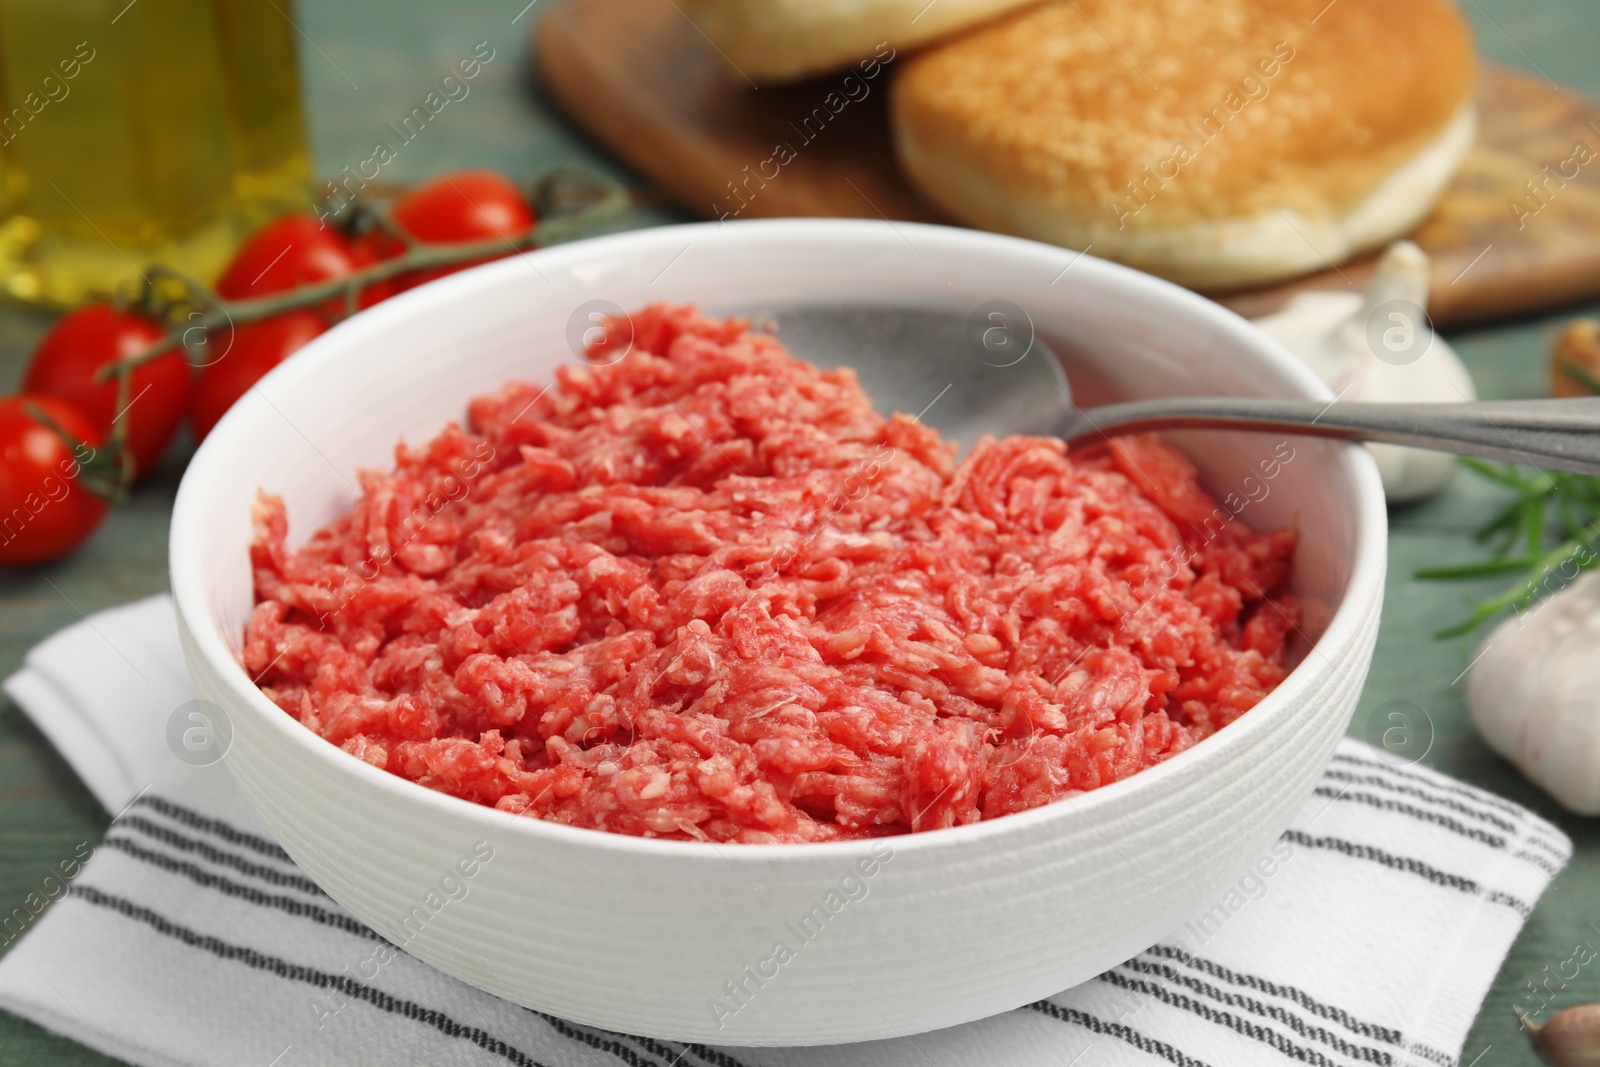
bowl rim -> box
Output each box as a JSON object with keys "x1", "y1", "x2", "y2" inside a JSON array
[{"x1": 169, "y1": 217, "x2": 1387, "y2": 863}]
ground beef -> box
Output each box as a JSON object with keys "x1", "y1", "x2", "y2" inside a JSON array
[{"x1": 245, "y1": 304, "x2": 1298, "y2": 843}]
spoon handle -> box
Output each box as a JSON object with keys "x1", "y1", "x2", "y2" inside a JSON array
[{"x1": 1066, "y1": 397, "x2": 1600, "y2": 476}]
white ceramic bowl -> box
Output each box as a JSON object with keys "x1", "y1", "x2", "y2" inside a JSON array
[{"x1": 170, "y1": 220, "x2": 1387, "y2": 1046}]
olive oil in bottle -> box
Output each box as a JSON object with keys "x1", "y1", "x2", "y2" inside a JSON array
[{"x1": 0, "y1": 0, "x2": 310, "y2": 306}]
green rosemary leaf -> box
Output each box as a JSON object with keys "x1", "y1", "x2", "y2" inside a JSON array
[
  {"x1": 1558, "y1": 489, "x2": 1587, "y2": 542},
  {"x1": 1416, "y1": 558, "x2": 1538, "y2": 580},
  {"x1": 1434, "y1": 602, "x2": 1503, "y2": 639},
  {"x1": 1474, "y1": 495, "x2": 1535, "y2": 546},
  {"x1": 1458, "y1": 457, "x2": 1533, "y2": 489},
  {"x1": 1523, "y1": 496, "x2": 1547, "y2": 559}
]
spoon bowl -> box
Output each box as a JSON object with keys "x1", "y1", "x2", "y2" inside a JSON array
[{"x1": 763, "y1": 303, "x2": 1071, "y2": 452}]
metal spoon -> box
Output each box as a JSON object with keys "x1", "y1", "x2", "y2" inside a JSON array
[{"x1": 765, "y1": 304, "x2": 1600, "y2": 476}]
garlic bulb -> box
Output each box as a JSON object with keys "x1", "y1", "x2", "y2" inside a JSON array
[
  {"x1": 1467, "y1": 569, "x2": 1600, "y2": 815},
  {"x1": 1251, "y1": 241, "x2": 1477, "y2": 503},
  {"x1": 1520, "y1": 1001, "x2": 1600, "y2": 1066}
]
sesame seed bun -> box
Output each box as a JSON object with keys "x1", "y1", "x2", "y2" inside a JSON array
[
  {"x1": 890, "y1": 0, "x2": 1477, "y2": 290},
  {"x1": 680, "y1": 0, "x2": 1043, "y2": 84}
]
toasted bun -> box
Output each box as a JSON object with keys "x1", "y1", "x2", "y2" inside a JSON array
[
  {"x1": 891, "y1": 0, "x2": 1477, "y2": 290},
  {"x1": 681, "y1": 0, "x2": 1042, "y2": 84}
]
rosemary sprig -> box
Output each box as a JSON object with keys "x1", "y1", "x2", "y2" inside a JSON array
[{"x1": 1417, "y1": 461, "x2": 1600, "y2": 637}]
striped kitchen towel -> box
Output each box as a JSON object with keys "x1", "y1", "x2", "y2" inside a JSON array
[{"x1": 0, "y1": 595, "x2": 1571, "y2": 1067}]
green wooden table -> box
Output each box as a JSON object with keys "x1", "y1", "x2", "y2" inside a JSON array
[{"x1": 2, "y1": 2, "x2": 1597, "y2": 1063}]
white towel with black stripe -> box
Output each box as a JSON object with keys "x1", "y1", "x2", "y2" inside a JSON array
[{"x1": 0, "y1": 594, "x2": 1571, "y2": 1067}]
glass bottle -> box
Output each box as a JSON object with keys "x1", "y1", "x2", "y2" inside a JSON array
[{"x1": 0, "y1": 0, "x2": 310, "y2": 307}]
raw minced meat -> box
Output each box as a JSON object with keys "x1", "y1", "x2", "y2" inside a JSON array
[{"x1": 245, "y1": 304, "x2": 1299, "y2": 843}]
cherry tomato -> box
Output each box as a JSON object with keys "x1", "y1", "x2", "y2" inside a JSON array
[
  {"x1": 215, "y1": 214, "x2": 367, "y2": 301},
  {"x1": 0, "y1": 396, "x2": 108, "y2": 566},
  {"x1": 390, "y1": 170, "x2": 535, "y2": 288},
  {"x1": 23, "y1": 305, "x2": 189, "y2": 476},
  {"x1": 190, "y1": 311, "x2": 328, "y2": 441},
  {"x1": 393, "y1": 170, "x2": 534, "y2": 243}
]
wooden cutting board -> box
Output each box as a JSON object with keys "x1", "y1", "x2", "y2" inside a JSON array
[{"x1": 535, "y1": 0, "x2": 1600, "y2": 328}]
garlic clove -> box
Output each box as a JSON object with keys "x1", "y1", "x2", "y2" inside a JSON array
[
  {"x1": 1520, "y1": 1002, "x2": 1600, "y2": 1066},
  {"x1": 1466, "y1": 569, "x2": 1600, "y2": 815},
  {"x1": 1251, "y1": 241, "x2": 1477, "y2": 504},
  {"x1": 1340, "y1": 240, "x2": 1431, "y2": 340}
]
